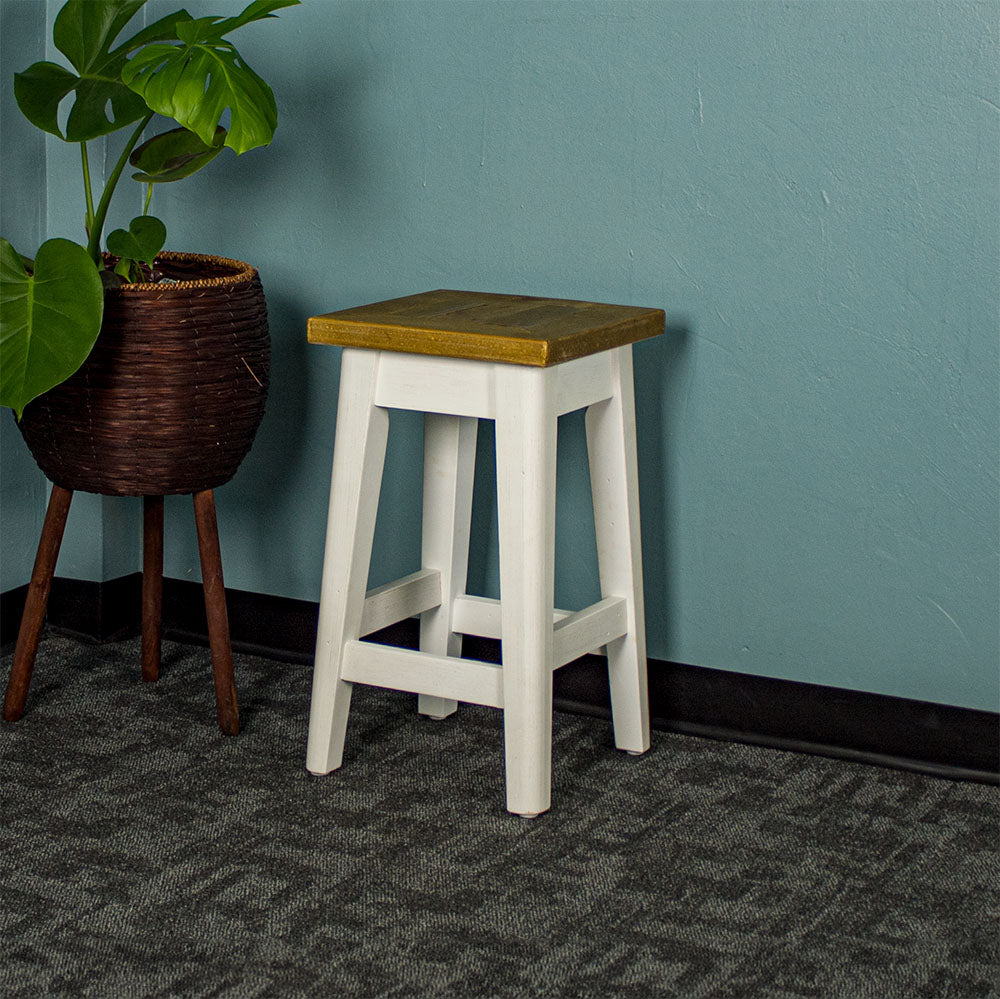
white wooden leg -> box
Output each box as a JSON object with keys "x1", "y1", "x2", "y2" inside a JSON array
[
  {"x1": 418, "y1": 413, "x2": 478, "y2": 719},
  {"x1": 585, "y1": 345, "x2": 650, "y2": 754},
  {"x1": 495, "y1": 365, "x2": 557, "y2": 817},
  {"x1": 306, "y1": 349, "x2": 389, "y2": 774}
]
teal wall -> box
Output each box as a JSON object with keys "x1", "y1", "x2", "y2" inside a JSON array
[
  {"x1": 0, "y1": 0, "x2": 48, "y2": 590},
  {"x1": 2, "y1": 1, "x2": 997, "y2": 712},
  {"x1": 0, "y1": 0, "x2": 143, "y2": 587}
]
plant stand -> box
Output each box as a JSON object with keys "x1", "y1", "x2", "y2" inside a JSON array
[
  {"x1": 3, "y1": 486, "x2": 239, "y2": 735},
  {"x1": 5, "y1": 252, "x2": 269, "y2": 738}
]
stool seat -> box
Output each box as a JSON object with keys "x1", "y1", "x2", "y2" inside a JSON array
[
  {"x1": 308, "y1": 289, "x2": 664, "y2": 366},
  {"x1": 306, "y1": 289, "x2": 664, "y2": 816}
]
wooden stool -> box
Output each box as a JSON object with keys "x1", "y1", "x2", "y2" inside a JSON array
[
  {"x1": 305, "y1": 290, "x2": 665, "y2": 816},
  {"x1": 3, "y1": 489, "x2": 239, "y2": 735}
]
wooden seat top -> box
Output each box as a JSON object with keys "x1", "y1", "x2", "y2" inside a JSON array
[{"x1": 308, "y1": 289, "x2": 665, "y2": 367}]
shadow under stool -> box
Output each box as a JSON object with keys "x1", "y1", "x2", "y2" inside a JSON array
[{"x1": 305, "y1": 289, "x2": 665, "y2": 816}]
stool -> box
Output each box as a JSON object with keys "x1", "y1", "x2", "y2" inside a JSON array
[
  {"x1": 3, "y1": 489, "x2": 239, "y2": 735},
  {"x1": 305, "y1": 290, "x2": 665, "y2": 816}
]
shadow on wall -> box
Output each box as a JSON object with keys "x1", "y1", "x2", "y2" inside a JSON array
[
  {"x1": 191, "y1": 55, "x2": 388, "y2": 264},
  {"x1": 228, "y1": 288, "x2": 312, "y2": 503},
  {"x1": 634, "y1": 319, "x2": 691, "y2": 660}
]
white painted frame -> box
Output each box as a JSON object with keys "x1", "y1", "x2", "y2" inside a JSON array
[{"x1": 305, "y1": 345, "x2": 649, "y2": 816}]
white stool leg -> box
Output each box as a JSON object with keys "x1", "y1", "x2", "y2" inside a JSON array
[
  {"x1": 585, "y1": 345, "x2": 650, "y2": 754},
  {"x1": 306, "y1": 348, "x2": 389, "y2": 774},
  {"x1": 418, "y1": 413, "x2": 478, "y2": 719},
  {"x1": 495, "y1": 365, "x2": 557, "y2": 817}
]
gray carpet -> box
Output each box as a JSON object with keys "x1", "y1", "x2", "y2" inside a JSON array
[{"x1": 1, "y1": 633, "x2": 998, "y2": 998}]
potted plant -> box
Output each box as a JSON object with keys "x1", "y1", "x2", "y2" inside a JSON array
[
  {"x1": 2, "y1": 0, "x2": 298, "y2": 480},
  {"x1": 1, "y1": 0, "x2": 297, "y2": 733}
]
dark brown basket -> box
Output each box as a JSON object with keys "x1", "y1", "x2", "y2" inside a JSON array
[{"x1": 17, "y1": 252, "x2": 270, "y2": 496}]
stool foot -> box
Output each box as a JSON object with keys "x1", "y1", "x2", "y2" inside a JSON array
[
  {"x1": 419, "y1": 702, "x2": 456, "y2": 721},
  {"x1": 625, "y1": 749, "x2": 646, "y2": 756},
  {"x1": 141, "y1": 496, "x2": 164, "y2": 683},
  {"x1": 193, "y1": 490, "x2": 239, "y2": 736},
  {"x1": 3, "y1": 485, "x2": 73, "y2": 722}
]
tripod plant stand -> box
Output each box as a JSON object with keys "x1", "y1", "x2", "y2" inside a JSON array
[{"x1": 3, "y1": 253, "x2": 270, "y2": 736}]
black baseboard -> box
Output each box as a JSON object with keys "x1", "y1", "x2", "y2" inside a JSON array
[
  {"x1": 1, "y1": 584, "x2": 29, "y2": 649},
  {"x1": 162, "y1": 577, "x2": 320, "y2": 664},
  {"x1": 3, "y1": 575, "x2": 997, "y2": 784},
  {"x1": 1, "y1": 574, "x2": 142, "y2": 647},
  {"x1": 51, "y1": 573, "x2": 143, "y2": 642}
]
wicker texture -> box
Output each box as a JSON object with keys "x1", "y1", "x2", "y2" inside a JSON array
[{"x1": 17, "y1": 253, "x2": 270, "y2": 496}]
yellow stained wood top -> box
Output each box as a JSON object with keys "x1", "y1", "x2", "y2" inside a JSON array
[{"x1": 308, "y1": 289, "x2": 665, "y2": 366}]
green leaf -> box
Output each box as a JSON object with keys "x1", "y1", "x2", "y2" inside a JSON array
[
  {"x1": 130, "y1": 125, "x2": 226, "y2": 183},
  {"x1": 113, "y1": 256, "x2": 133, "y2": 281},
  {"x1": 62, "y1": 74, "x2": 151, "y2": 142},
  {"x1": 12, "y1": 62, "x2": 79, "y2": 137},
  {"x1": 14, "y1": 0, "x2": 151, "y2": 141},
  {"x1": 121, "y1": 0, "x2": 298, "y2": 153},
  {"x1": 209, "y1": 0, "x2": 301, "y2": 39},
  {"x1": 15, "y1": 59, "x2": 148, "y2": 143},
  {"x1": 53, "y1": 0, "x2": 146, "y2": 74},
  {"x1": 109, "y1": 8, "x2": 195, "y2": 58},
  {"x1": 122, "y1": 42, "x2": 275, "y2": 153},
  {"x1": 0, "y1": 238, "x2": 104, "y2": 420},
  {"x1": 106, "y1": 215, "x2": 166, "y2": 268}
]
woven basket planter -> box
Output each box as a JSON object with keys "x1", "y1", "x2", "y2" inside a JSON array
[{"x1": 17, "y1": 252, "x2": 270, "y2": 496}]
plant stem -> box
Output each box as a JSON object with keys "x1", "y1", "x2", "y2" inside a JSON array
[
  {"x1": 144, "y1": 183, "x2": 154, "y2": 216},
  {"x1": 86, "y1": 112, "x2": 155, "y2": 265},
  {"x1": 81, "y1": 142, "x2": 95, "y2": 236}
]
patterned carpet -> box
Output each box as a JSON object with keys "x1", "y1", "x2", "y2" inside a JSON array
[{"x1": 1, "y1": 633, "x2": 998, "y2": 998}]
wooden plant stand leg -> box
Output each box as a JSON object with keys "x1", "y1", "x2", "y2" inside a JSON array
[
  {"x1": 3, "y1": 485, "x2": 74, "y2": 722},
  {"x1": 192, "y1": 489, "x2": 239, "y2": 736},
  {"x1": 141, "y1": 496, "x2": 164, "y2": 682}
]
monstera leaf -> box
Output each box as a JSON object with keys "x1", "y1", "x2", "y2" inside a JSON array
[
  {"x1": 0, "y1": 0, "x2": 296, "y2": 419},
  {"x1": 13, "y1": 0, "x2": 191, "y2": 142},
  {"x1": 0, "y1": 238, "x2": 104, "y2": 419},
  {"x1": 130, "y1": 125, "x2": 227, "y2": 183},
  {"x1": 121, "y1": 0, "x2": 298, "y2": 153}
]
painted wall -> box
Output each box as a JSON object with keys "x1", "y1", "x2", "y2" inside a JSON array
[
  {"x1": 0, "y1": 0, "x2": 48, "y2": 592},
  {"x1": 0, "y1": 0, "x2": 143, "y2": 586},
  {"x1": 2, "y1": 1, "x2": 997, "y2": 711}
]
